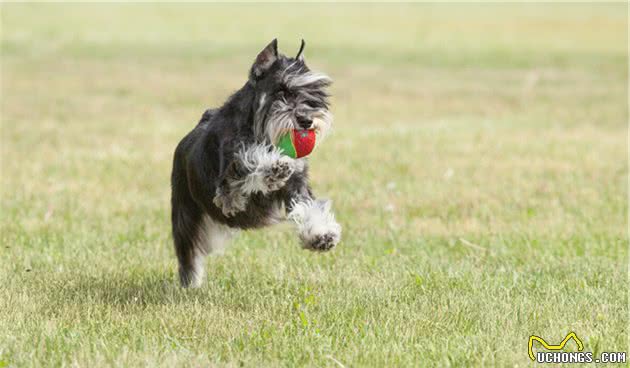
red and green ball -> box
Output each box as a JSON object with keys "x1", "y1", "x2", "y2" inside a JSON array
[{"x1": 276, "y1": 129, "x2": 317, "y2": 159}]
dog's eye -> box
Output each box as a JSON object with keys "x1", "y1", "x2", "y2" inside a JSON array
[{"x1": 304, "y1": 101, "x2": 323, "y2": 109}]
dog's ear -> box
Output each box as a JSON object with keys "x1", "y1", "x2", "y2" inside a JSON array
[
  {"x1": 251, "y1": 39, "x2": 278, "y2": 79},
  {"x1": 295, "y1": 39, "x2": 305, "y2": 61}
]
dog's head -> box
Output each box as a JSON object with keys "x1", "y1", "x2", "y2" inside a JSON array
[{"x1": 248, "y1": 39, "x2": 333, "y2": 145}]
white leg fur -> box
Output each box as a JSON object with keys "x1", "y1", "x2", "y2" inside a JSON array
[
  {"x1": 187, "y1": 247, "x2": 206, "y2": 288},
  {"x1": 288, "y1": 199, "x2": 341, "y2": 251},
  {"x1": 188, "y1": 214, "x2": 235, "y2": 287}
]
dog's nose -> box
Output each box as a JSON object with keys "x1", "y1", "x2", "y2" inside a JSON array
[{"x1": 297, "y1": 117, "x2": 312, "y2": 129}]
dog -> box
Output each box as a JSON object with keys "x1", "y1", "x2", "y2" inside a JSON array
[{"x1": 170, "y1": 39, "x2": 342, "y2": 287}]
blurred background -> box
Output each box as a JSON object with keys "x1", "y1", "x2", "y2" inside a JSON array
[{"x1": 1, "y1": 3, "x2": 627, "y2": 367}]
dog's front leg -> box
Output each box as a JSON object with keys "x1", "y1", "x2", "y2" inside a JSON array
[
  {"x1": 284, "y1": 183, "x2": 342, "y2": 252},
  {"x1": 213, "y1": 143, "x2": 296, "y2": 217}
]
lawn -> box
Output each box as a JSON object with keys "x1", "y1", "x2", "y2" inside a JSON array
[{"x1": 1, "y1": 3, "x2": 627, "y2": 367}]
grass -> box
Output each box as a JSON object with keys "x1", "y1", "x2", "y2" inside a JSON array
[{"x1": 1, "y1": 3, "x2": 627, "y2": 367}]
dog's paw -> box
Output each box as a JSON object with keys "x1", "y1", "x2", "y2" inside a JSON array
[
  {"x1": 264, "y1": 157, "x2": 295, "y2": 192},
  {"x1": 289, "y1": 199, "x2": 342, "y2": 252},
  {"x1": 213, "y1": 189, "x2": 247, "y2": 217},
  {"x1": 302, "y1": 231, "x2": 340, "y2": 252}
]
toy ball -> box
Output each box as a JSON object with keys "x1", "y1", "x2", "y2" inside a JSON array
[{"x1": 276, "y1": 129, "x2": 317, "y2": 158}]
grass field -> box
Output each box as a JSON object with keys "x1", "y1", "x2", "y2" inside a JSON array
[{"x1": 1, "y1": 3, "x2": 628, "y2": 367}]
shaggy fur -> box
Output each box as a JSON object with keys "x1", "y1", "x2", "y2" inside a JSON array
[{"x1": 171, "y1": 39, "x2": 341, "y2": 287}]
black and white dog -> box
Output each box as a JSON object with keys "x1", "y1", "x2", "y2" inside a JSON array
[{"x1": 171, "y1": 39, "x2": 341, "y2": 287}]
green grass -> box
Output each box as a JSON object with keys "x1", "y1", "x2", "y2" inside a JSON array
[{"x1": 1, "y1": 3, "x2": 627, "y2": 367}]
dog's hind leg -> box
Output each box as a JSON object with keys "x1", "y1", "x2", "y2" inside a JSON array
[
  {"x1": 172, "y1": 199, "x2": 234, "y2": 287},
  {"x1": 172, "y1": 201, "x2": 206, "y2": 288}
]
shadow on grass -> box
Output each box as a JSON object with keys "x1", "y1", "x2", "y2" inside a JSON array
[
  {"x1": 32, "y1": 265, "x2": 330, "y2": 317},
  {"x1": 32, "y1": 268, "x2": 202, "y2": 315}
]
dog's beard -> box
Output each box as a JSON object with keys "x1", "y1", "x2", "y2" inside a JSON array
[
  {"x1": 256, "y1": 100, "x2": 294, "y2": 144},
  {"x1": 309, "y1": 110, "x2": 332, "y2": 144},
  {"x1": 254, "y1": 100, "x2": 333, "y2": 146},
  {"x1": 261, "y1": 107, "x2": 333, "y2": 147}
]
